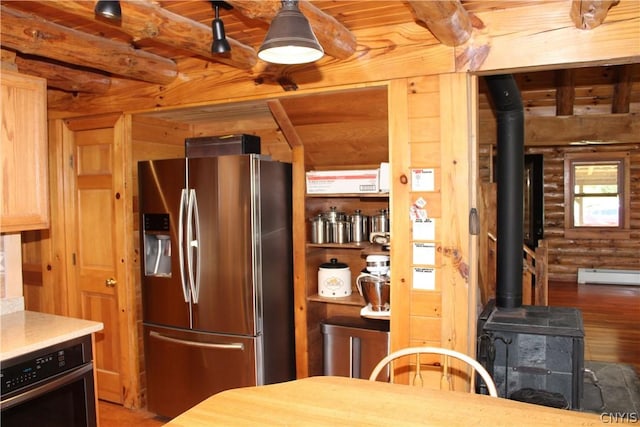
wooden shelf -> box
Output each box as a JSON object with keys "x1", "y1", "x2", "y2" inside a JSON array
[
  {"x1": 306, "y1": 242, "x2": 389, "y2": 255},
  {"x1": 306, "y1": 192, "x2": 389, "y2": 198},
  {"x1": 308, "y1": 293, "x2": 366, "y2": 306}
]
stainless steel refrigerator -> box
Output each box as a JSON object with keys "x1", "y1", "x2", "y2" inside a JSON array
[{"x1": 138, "y1": 154, "x2": 295, "y2": 418}]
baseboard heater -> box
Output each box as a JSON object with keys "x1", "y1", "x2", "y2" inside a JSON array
[{"x1": 577, "y1": 268, "x2": 640, "y2": 286}]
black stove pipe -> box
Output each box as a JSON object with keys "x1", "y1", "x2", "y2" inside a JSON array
[{"x1": 484, "y1": 75, "x2": 524, "y2": 309}]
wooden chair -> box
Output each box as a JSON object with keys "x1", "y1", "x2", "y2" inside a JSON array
[{"x1": 368, "y1": 346, "x2": 499, "y2": 397}]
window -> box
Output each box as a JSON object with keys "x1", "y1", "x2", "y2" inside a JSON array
[{"x1": 564, "y1": 152, "x2": 630, "y2": 238}]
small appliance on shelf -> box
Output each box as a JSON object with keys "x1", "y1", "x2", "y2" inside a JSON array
[{"x1": 356, "y1": 254, "x2": 390, "y2": 320}]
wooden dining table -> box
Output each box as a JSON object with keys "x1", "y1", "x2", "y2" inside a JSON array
[{"x1": 164, "y1": 376, "x2": 601, "y2": 426}]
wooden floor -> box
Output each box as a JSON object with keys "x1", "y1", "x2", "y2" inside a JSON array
[
  {"x1": 547, "y1": 280, "x2": 640, "y2": 375},
  {"x1": 98, "y1": 400, "x2": 166, "y2": 427},
  {"x1": 98, "y1": 280, "x2": 640, "y2": 426}
]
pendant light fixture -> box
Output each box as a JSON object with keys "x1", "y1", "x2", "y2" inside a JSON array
[
  {"x1": 258, "y1": 0, "x2": 323, "y2": 65},
  {"x1": 211, "y1": 1, "x2": 231, "y2": 54},
  {"x1": 94, "y1": 0, "x2": 121, "y2": 20}
]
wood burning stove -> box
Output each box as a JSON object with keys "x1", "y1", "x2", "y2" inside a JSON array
[
  {"x1": 479, "y1": 75, "x2": 585, "y2": 410},
  {"x1": 478, "y1": 300, "x2": 585, "y2": 409}
]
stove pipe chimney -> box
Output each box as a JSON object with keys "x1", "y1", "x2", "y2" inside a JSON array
[{"x1": 484, "y1": 75, "x2": 524, "y2": 309}]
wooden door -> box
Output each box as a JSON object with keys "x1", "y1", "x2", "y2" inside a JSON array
[{"x1": 63, "y1": 114, "x2": 128, "y2": 403}]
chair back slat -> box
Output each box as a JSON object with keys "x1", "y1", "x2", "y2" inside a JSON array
[{"x1": 369, "y1": 346, "x2": 498, "y2": 398}]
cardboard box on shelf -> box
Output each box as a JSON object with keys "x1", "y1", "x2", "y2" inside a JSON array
[
  {"x1": 379, "y1": 162, "x2": 389, "y2": 192},
  {"x1": 306, "y1": 169, "x2": 380, "y2": 194}
]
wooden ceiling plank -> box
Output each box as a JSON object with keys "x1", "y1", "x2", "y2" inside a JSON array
[
  {"x1": 570, "y1": 0, "x2": 620, "y2": 29},
  {"x1": 407, "y1": 0, "x2": 473, "y2": 46},
  {"x1": 0, "y1": 5, "x2": 177, "y2": 85},
  {"x1": 612, "y1": 64, "x2": 632, "y2": 114},
  {"x1": 14, "y1": 55, "x2": 111, "y2": 94},
  {"x1": 228, "y1": 0, "x2": 357, "y2": 60},
  {"x1": 555, "y1": 69, "x2": 575, "y2": 116},
  {"x1": 31, "y1": 0, "x2": 257, "y2": 70}
]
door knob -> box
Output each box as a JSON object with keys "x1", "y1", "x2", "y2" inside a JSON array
[{"x1": 105, "y1": 278, "x2": 117, "y2": 288}]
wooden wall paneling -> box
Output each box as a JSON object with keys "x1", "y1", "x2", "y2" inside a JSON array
[
  {"x1": 22, "y1": 116, "x2": 68, "y2": 314},
  {"x1": 438, "y1": 73, "x2": 475, "y2": 392},
  {"x1": 410, "y1": 141, "x2": 442, "y2": 167},
  {"x1": 478, "y1": 182, "x2": 497, "y2": 305},
  {"x1": 24, "y1": 119, "x2": 73, "y2": 316},
  {"x1": 21, "y1": 231, "x2": 44, "y2": 310},
  {"x1": 403, "y1": 75, "x2": 445, "y2": 387},
  {"x1": 410, "y1": 315, "x2": 442, "y2": 340},
  {"x1": 409, "y1": 117, "x2": 441, "y2": 143},
  {"x1": 410, "y1": 290, "x2": 442, "y2": 318},
  {"x1": 389, "y1": 78, "x2": 412, "y2": 359}
]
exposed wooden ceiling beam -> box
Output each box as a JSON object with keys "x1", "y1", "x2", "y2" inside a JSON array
[
  {"x1": 0, "y1": 5, "x2": 178, "y2": 85},
  {"x1": 612, "y1": 64, "x2": 632, "y2": 114},
  {"x1": 555, "y1": 69, "x2": 575, "y2": 116},
  {"x1": 570, "y1": 0, "x2": 620, "y2": 29},
  {"x1": 227, "y1": 0, "x2": 357, "y2": 60},
  {"x1": 479, "y1": 113, "x2": 639, "y2": 146},
  {"x1": 407, "y1": 0, "x2": 472, "y2": 46},
  {"x1": 15, "y1": 55, "x2": 112, "y2": 94},
  {"x1": 267, "y1": 99, "x2": 303, "y2": 149},
  {"x1": 35, "y1": 0, "x2": 257, "y2": 70}
]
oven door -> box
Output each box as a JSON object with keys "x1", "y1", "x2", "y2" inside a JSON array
[{"x1": 1, "y1": 362, "x2": 97, "y2": 427}]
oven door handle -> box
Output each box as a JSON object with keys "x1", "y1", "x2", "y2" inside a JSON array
[{"x1": 0, "y1": 363, "x2": 94, "y2": 411}]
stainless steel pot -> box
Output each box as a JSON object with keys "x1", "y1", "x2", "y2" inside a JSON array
[
  {"x1": 311, "y1": 214, "x2": 326, "y2": 243},
  {"x1": 349, "y1": 209, "x2": 368, "y2": 243},
  {"x1": 371, "y1": 209, "x2": 390, "y2": 233}
]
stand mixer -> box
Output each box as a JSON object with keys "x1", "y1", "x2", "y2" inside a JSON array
[{"x1": 356, "y1": 254, "x2": 390, "y2": 315}]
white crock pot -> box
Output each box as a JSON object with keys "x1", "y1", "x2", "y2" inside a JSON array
[{"x1": 318, "y1": 258, "x2": 352, "y2": 297}]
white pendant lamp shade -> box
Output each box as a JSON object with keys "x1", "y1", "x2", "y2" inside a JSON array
[{"x1": 258, "y1": 1, "x2": 324, "y2": 65}]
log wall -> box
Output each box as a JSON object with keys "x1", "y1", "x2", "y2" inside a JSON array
[{"x1": 480, "y1": 142, "x2": 640, "y2": 283}]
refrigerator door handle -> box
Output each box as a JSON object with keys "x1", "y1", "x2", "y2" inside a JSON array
[
  {"x1": 178, "y1": 189, "x2": 190, "y2": 303},
  {"x1": 186, "y1": 189, "x2": 201, "y2": 304},
  {"x1": 149, "y1": 331, "x2": 244, "y2": 350}
]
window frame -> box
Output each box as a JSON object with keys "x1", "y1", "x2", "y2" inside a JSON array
[{"x1": 563, "y1": 151, "x2": 630, "y2": 239}]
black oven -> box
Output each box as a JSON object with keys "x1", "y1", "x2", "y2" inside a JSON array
[{"x1": 1, "y1": 335, "x2": 97, "y2": 427}]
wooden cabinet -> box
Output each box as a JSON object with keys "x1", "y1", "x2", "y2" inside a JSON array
[
  {"x1": 301, "y1": 192, "x2": 390, "y2": 376},
  {"x1": 305, "y1": 194, "x2": 390, "y2": 303},
  {"x1": 0, "y1": 70, "x2": 49, "y2": 232}
]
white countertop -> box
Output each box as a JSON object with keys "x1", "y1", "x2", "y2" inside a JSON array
[{"x1": 0, "y1": 310, "x2": 104, "y2": 361}]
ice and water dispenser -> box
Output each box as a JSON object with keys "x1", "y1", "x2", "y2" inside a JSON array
[{"x1": 143, "y1": 214, "x2": 172, "y2": 277}]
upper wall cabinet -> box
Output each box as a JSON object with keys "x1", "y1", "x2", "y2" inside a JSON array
[{"x1": 1, "y1": 70, "x2": 49, "y2": 232}]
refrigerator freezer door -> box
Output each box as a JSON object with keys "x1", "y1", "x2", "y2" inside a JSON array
[
  {"x1": 188, "y1": 156, "x2": 258, "y2": 336},
  {"x1": 144, "y1": 324, "x2": 259, "y2": 419},
  {"x1": 139, "y1": 159, "x2": 191, "y2": 329}
]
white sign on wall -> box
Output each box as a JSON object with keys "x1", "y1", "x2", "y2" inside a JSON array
[
  {"x1": 413, "y1": 218, "x2": 436, "y2": 240},
  {"x1": 413, "y1": 267, "x2": 436, "y2": 290},
  {"x1": 413, "y1": 242, "x2": 436, "y2": 265},
  {"x1": 411, "y1": 168, "x2": 435, "y2": 191}
]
